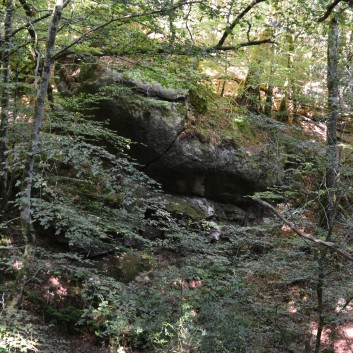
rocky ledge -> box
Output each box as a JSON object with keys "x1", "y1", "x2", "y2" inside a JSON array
[{"x1": 57, "y1": 58, "x2": 283, "y2": 205}]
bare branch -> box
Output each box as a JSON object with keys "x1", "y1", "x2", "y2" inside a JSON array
[
  {"x1": 215, "y1": 0, "x2": 266, "y2": 49},
  {"x1": 318, "y1": 0, "x2": 353, "y2": 23},
  {"x1": 11, "y1": 0, "x2": 72, "y2": 38},
  {"x1": 211, "y1": 39, "x2": 275, "y2": 52},
  {"x1": 11, "y1": 12, "x2": 51, "y2": 37},
  {"x1": 256, "y1": 198, "x2": 353, "y2": 261}
]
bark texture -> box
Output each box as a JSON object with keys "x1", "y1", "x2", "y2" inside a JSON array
[
  {"x1": 11, "y1": 0, "x2": 66, "y2": 309},
  {"x1": 315, "y1": 16, "x2": 339, "y2": 353},
  {"x1": 22, "y1": 0, "x2": 65, "y2": 224},
  {"x1": 0, "y1": 0, "x2": 15, "y2": 218}
]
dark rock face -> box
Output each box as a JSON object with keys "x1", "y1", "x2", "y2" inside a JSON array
[
  {"x1": 58, "y1": 61, "x2": 282, "y2": 205},
  {"x1": 95, "y1": 94, "x2": 275, "y2": 204},
  {"x1": 96, "y1": 96, "x2": 187, "y2": 165},
  {"x1": 145, "y1": 138, "x2": 272, "y2": 204}
]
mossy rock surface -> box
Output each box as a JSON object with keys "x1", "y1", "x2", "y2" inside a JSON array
[
  {"x1": 101, "y1": 251, "x2": 155, "y2": 283},
  {"x1": 165, "y1": 196, "x2": 214, "y2": 220},
  {"x1": 59, "y1": 58, "x2": 284, "y2": 205}
]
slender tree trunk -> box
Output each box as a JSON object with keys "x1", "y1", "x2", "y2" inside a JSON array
[
  {"x1": 168, "y1": 0, "x2": 176, "y2": 44},
  {"x1": 236, "y1": 53, "x2": 263, "y2": 113},
  {"x1": 22, "y1": 0, "x2": 65, "y2": 225},
  {"x1": 277, "y1": 33, "x2": 296, "y2": 123},
  {"x1": 285, "y1": 33, "x2": 296, "y2": 123},
  {"x1": 0, "y1": 0, "x2": 15, "y2": 220},
  {"x1": 19, "y1": 0, "x2": 56, "y2": 110},
  {"x1": 314, "y1": 255, "x2": 326, "y2": 353},
  {"x1": 325, "y1": 16, "x2": 339, "y2": 232},
  {"x1": 236, "y1": 30, "x2": 271, "y2": 113},
  {"x1": 264, "y1": 45, "x2": 276, "y2": 116},
  {"x1": 236, "y1": 64, "x2": 262, "y2": 113},
  {"x1": 314, "y1": 16, "x2": 339, "y2": 353},
  {"x1": 9, "y1": 0, "x2": 65, "y2": 309}
]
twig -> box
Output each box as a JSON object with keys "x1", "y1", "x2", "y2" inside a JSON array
[{"x1": 341, "y1": 295, "x2": 353, "y2": 310}]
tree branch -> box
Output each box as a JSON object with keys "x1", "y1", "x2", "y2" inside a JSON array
[
  {"x1": 211, "y1": 39, "x2": 275, "y2": 52},
  {"x1": 52, "y1": 1, "x2": 201, "y2": 61},
  {"x1": 11, "y1": 0, "x2": 72, "y2": 38},
  {"x1": 215, "y1": 0, "x2": 266, "y2": 49},
  {"x1": 18, "y1": 0, "x2": 36, "y2": 40},
  {"x1": 11, "y1": 12, "x2": 51, "y2": 38},
  {"x1": 318, "y1": 0, "x2": 342, "y2": 22},
  {"x1": 255, "y1": 198, "x2": 353, "y2": 261}
]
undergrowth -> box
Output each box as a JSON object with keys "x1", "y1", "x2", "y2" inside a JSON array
[{"x1": 1, "y1": 86, "x2": 353, "y2": 353}]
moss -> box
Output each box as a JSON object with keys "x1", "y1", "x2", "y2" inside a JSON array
[
  {"x1": 189, "y1": 82, "x2": 215, "y2": 114},
  {"x1": 100, "y1": 85, "x2": 174, "y2": 111},
  {"x1": 232, "y1": 117, "x2": 254, "y2": 137},
  {"x1": 185, "y1": 95, "x2": 267, "y2": 148},
  {"x1": 60, "y1": 179, "x2": 124, "y2": 209},
  {"x1": 165, "y1": 200, "x2": 207, "y2": 220},
  {"x1": 79, "y1": 62, "x2": 100, "y2": 82},
  {"x1": 189, "y1": 88, "x2": 208, "y2": 114},
  {"x1": 113, "y1": 251, "x2": 155, "y2": 283}
]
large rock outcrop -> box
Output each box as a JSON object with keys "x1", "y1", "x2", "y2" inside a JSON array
[{"x1": 57, "y1": 58, "x2": 283, "y2": 205}]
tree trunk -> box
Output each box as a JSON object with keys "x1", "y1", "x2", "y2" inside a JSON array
[
  {"x1": 0, "y1": 0, "x2": 15, "y2": 220},
  {"x1": 236, "y1": 30, "x2": 271, "y2": 113},
  {"x1": 325, "y1": 16, "x2": 339, "y2": 234},
  {"x1": 285, "y1": 33, "x2": 297, "y2": 123},
  {"x1": 236, "y1": 43, "x2": 265, "y2": 113},
  {"x1": 9, "y1": 0, "x2": 65, "y2": 309},
  {"x1": 168, "y1": 0, "x2": 176, "y2": 43},
  {"x1": 21, "y1": 0, "x2": 65, "y2": 225},
  {"x1": 314, "y1": 16, "x2": 339, "y2": 353},
  {"x1": 276, "y1": 33, "x2": 297, "y2": 123}
]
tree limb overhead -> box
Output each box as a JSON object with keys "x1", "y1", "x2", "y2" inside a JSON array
[{"x1": 215, "y1": 0, "x2": 266, "y2": 49}]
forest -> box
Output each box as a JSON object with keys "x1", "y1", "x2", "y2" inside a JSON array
[{"x1": 0, "y1": 0, "x2": 353, "y2": 352}]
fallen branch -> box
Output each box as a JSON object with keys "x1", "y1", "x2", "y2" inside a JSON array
[{"x1": 255, "y1": 198, "x2": 353, "y2": 261}]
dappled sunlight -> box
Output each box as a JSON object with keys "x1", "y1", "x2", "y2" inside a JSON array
[
  {"x1": 310, "y1": 321, "x2": 353, "y2": 352},
  {"x1": 300, "y1": 116, "x2": 326, "y2": 141},
  {"x1": 303, "y1": 81, "x2": 325, "y2": 96},
  {"x1": 335, "y1": 298, "x2": 353, "y2": 313},
  {"x1": 330, "y1": 324, "x2": 353, "y2": 353},
  {"x1": 287, "y1": 287, "x2": 308, "y2": 314},
  {"x1": 1, "y1": 0, "x2": 353, "y2": 352},
  {"x1": 12, "y1": 259, "x2": 22, "y2": 270},
  {"x1": 44, "y1": 275, "x2": 68, "y2": 301},
  {"x1": 287, "y1": 300, "x2": 297, "y2": 313},
  {"x1": 173, "y1": 279, "x2": 204, "y2": 289},
  {"x1": 279, "y1": 223, "x2": 306, "y2": 238},
  {"x1": 281, "y1": 224, "x2": 292, "y2": 232}
]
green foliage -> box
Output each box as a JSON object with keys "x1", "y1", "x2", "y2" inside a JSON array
[
  {"x1": 0, "y1": 311, "x2": 39, "y2": 353},
  {"x1": 2, "y1": 1, "x2": 353, "y2": 353},
  {"x1": 8, "y1": 95, "x2": 156, "y2": 250},
  {"x1": 189, "y1": 83, "x2": 214, "y2": 114}
]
